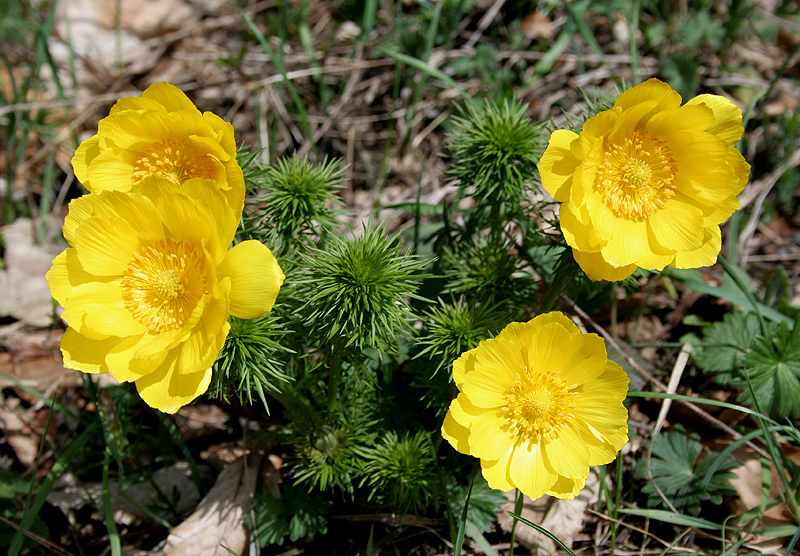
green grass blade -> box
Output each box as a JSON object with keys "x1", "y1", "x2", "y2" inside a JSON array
[
  {"x1": 452, "y1": 474, "x2": 474, "y2": 556},
  {"x1": 506, "y1": 511, "x2": 577, "y2": 556},
  {"x1": 378, "y1": 48, "x2": 476, "y2": 109},
  {"x1": 242, "y1": 13, "x2": 313, "y2": 145},
  {"x1": 8, "y1": 423, "x2": 99, "y2": 556},
  {"x1": 158, "y1": 413, "x2": 206, "y2": 497},
  {"x1": 661, "y1": 268, "x2": 790, "y2": 324},
  {"x1": 784, "y1": 526, "x2": 800, "y2": 556},
  {"x1": 103, "y1": 451, "x2": 122, "y2": 556},
  {"x1": 617, "y1": 508, "x2": 730, "y2": 530},
  {"x1": 627, "y1": 391, "x2": 779, "y2": 425},
  {"x1": 0, "y1": 371, "x2": 86, "y2": 424}
]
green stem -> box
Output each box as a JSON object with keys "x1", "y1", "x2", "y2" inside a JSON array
[{"x1": 509, "y1": 488, "x2": 523, "y2": 556}]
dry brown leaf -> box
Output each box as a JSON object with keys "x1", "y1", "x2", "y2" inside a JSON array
[
  {"x1": 48, "y1": 462, "x2": 203, "y2": 525},
  {"x1": 728, "y1": 446, "x2": 798, "y2": 554},
  {"x1": 163, "y1": 453, "x2": 262, "y2": 556},
  {"x1": 0, "y1": 218, "x2": 61, "y2": 327},
  {"x1": 0, "y1": 401, "x2": 41, "y2": 466},
  {"x1": 497, "y1": 468, "x2": 603, "y2": 555}
]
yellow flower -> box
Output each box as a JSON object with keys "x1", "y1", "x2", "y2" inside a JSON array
[
  {"x1": 72, "y1": 82, "x2": 245, "y2": 216},
  {"x1": 441, "y1": 312, "x2": 628, "y2": 500},
  {"x1": 539, "y1": 78, "x2": 750, "y2": 281},
  {"x1": 46, "y1": 177, "x2": 284, "y2": 413}
]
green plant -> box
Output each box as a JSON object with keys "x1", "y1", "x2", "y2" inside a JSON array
[
  {"x1": 251, "y1": 485, "x2": 331, "y2": 546},
  {"x1": 634, "y1": 427, "x2": 740, "y2": 515},
  {"x1": 297, "y1": 223, "x2": 428, "y2": 352},
  {"x1": 361, "y1": 430, "x2": 437, "y2": 515}
]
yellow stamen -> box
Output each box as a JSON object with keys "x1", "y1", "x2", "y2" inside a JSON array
[
  {"x1": 596, "y1": 130, "x2": 678, "y2": 220},
  {"x1": 500, "y1": 365, "x2": 577, "y2": 444},
  {"x1": 121, "y1": 238, "x2": 208, "y2": 332},
  {"x1": 131, "y1": 138, "x2": 215, "y2": 186}
]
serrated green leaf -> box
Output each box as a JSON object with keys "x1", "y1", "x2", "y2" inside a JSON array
[
  {"x1": 694, "y1": 312, "x2": 763, "y2": 378},
  {"x1": 634, "y1": 428, "x2": 738, "y2": 515},
  {"x1": 739, "y1": 316, "x2": 800, "y2": 418}
]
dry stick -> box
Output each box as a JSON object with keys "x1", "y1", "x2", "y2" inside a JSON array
[
  {"x1": 465, "y1": 0, "x2": 507, "y2": 48},
  {"x1": 736, "y1": 147, "x2": 800, "y2": 264},
  {"x1": 645, "y1": 343, "x2": 692, "y2": 514},
  {"x1": 296, "y1": 43, "x2": 367, "y2": 158},
  {"x1": 565, "y1": 297, "x2": 771, "y2": 460}
]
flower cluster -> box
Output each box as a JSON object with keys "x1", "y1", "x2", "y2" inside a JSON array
[
  {"x1": 540, "y1": 78, "x2": 750, "y2": 281},
  {"x1": 442, "y1": 312, "x2": 629, "y2": 500},
  {"x1": 48, "y1": 83, "x2": 284, "y2": 413}
]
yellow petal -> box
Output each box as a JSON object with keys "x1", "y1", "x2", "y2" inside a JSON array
[
  {"x1": 46, "y1": 250, "x2": 75, "y2": 307},
  {"x1": 175, "y1": 320, "x2": 229, "y2": 376},
  {"x1": 673, "y1": 225, "x2": 721, "y2": 269},
  {"x1": 572, "y1": 250, "x2": 636, "y2": 282},
  {"x1": 540, "y1": 129, "x2": 581, "y2": 202},
  {"x1": 441, "y1": 406, "x2": 471, "y2": 455},
  {"x1": 109, "y1": 96, "x2": 165, "y2": 114},
  {"x1": 181, "y1": 178, "x2": 241, "y2": 251},
  {"x1": 84, "y1": 148, "x2": 137, "y2": 193},
  {"x1": 542, "y1": 426, "x2": 590, "y2": 479},
  {"x1": 528, "y1": 321, "x2": 574, "y2": 375},
  {"x1": 580, "y1": 360, "x2": 630, "y2": 401},
  {"x1": 73, "y1": 216, "x2": 139, "y2": 276},
  {"x1": 61, "y1": 326, "x2": 118, "y2": 374},
  {"x1": 645, "y1": 104, "x2": 715, "y2": 138},
  {"x1": 614, "y1": 78, "x2": 681, "y2": 113},
  {"x1": 600, "y1": 219, "x2": 649, "y2": 267},
  {"x1": 647, "y1": 199, "x2": 705, "y2": 253},
  {"x1": 63, "y1": 193, "x2": 99, "y2": 245},
  {"x1": 468, "y1": 410, "x2": 515, "y2": 461},
  {"x1": 217, "y1": 240, "x2": 284, "y2": 319},
  {"x1": 685, "y1": 94, "x2": 744, "y2": 146},
  {"x1": 481, "y1": 452, "x2": 515, "y2": 492},
  {"x1": 528, "y1": 311, "x2": 579, "y2": 334},
  {"x1": 72, "y1": 135, "x2": 100, "y2": 186},
  {"x1": 63, "y1": 281, "x2": 147, "y2": 337},
  {"x1": 448, "y1": 393, "x2": 482, "y2": 430},
  {"x1": 452, "y1": 348, "x2": 477, "y2": 390},
  {"x1": 669, "y1": 130, "x2": 729, "y2": 173},
  {"x1": 546, "y1": 474, "x2": 587, "y2": 499},
  {"x1": 508, "y1": 441, "x2": 558, "y2": 500},
  {"x1": 98, "y1": 109, "x2": 210, "y2": 151},
  {"x1": 572, "y1": 390, "x2": 630, "y2": 438},
  {"x1": 135, "y1": 349, "x2": 212, "y2": 414},
  {"x1": 141, "y1": 82, "x2": 200, "y2": 113},
  {"x1": 558, "y1": 332, "x2": 608, "y2": 386},
  {"x1": 462, "y1": 339, "x2": 521, "y2": 408}
]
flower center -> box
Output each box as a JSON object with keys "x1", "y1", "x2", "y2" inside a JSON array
[
  {"x1": 500, "y1": 366, "x2": 577, "y2": 444},
  {"x1": 121, "y1": 238, "x2": 208, "y2": 332},
  {"x1": 596, "y1": 130, "x2": 678, "y2": 220},
  {"x1": 132, "y1": 138, "x2": 215, "y2": 186}
]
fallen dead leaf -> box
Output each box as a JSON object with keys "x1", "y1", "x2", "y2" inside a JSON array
[
  {"x1": 0, "y1": 399, "x2": 42, "y2": 466},
  {"x1": 163, "y1": 453, "x2": 262, "y2": 556},
  {"x1": 48, "y1": 462, "x2": 203, "y2": 525},
  {"x1": 727, "y1": 446, "x2": 799, "y2": 553},
  {"x1": 497, "y1": 468, "x2": 603, "y2": 555},
  {"x1": 0, "y1": 218, "x2": 62, "y2": 327}
]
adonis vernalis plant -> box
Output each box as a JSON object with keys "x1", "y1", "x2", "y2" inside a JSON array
[
  {"x1": 539, "y1": 78, "x2": 750, "y2": 281},
  {"x1": 46, "y1": 177, "x2": 284, "y2": 413},
  {"x1": 441, "y1": 312, "x2": 629, "y2": 500},
  {"x1": 71, "y1": 81, "x2": 246, "y2": 215}
]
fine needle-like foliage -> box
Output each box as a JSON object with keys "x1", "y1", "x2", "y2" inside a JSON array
[
  {"x1": 209, "y1": 312, "x2": 293, "y2": 410},
  {"x1": 297, "y1": 223, "x2": 428, "y2": 352},
  {"x1": 244, "y1": 154, "x2": 345, "y2": 255},
  {"x1": 447, "y1": 99, "x2": 542, "y2": 204},
  {"x1": 361, "y1": 430, "x2": 437, "y2": 515}
]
